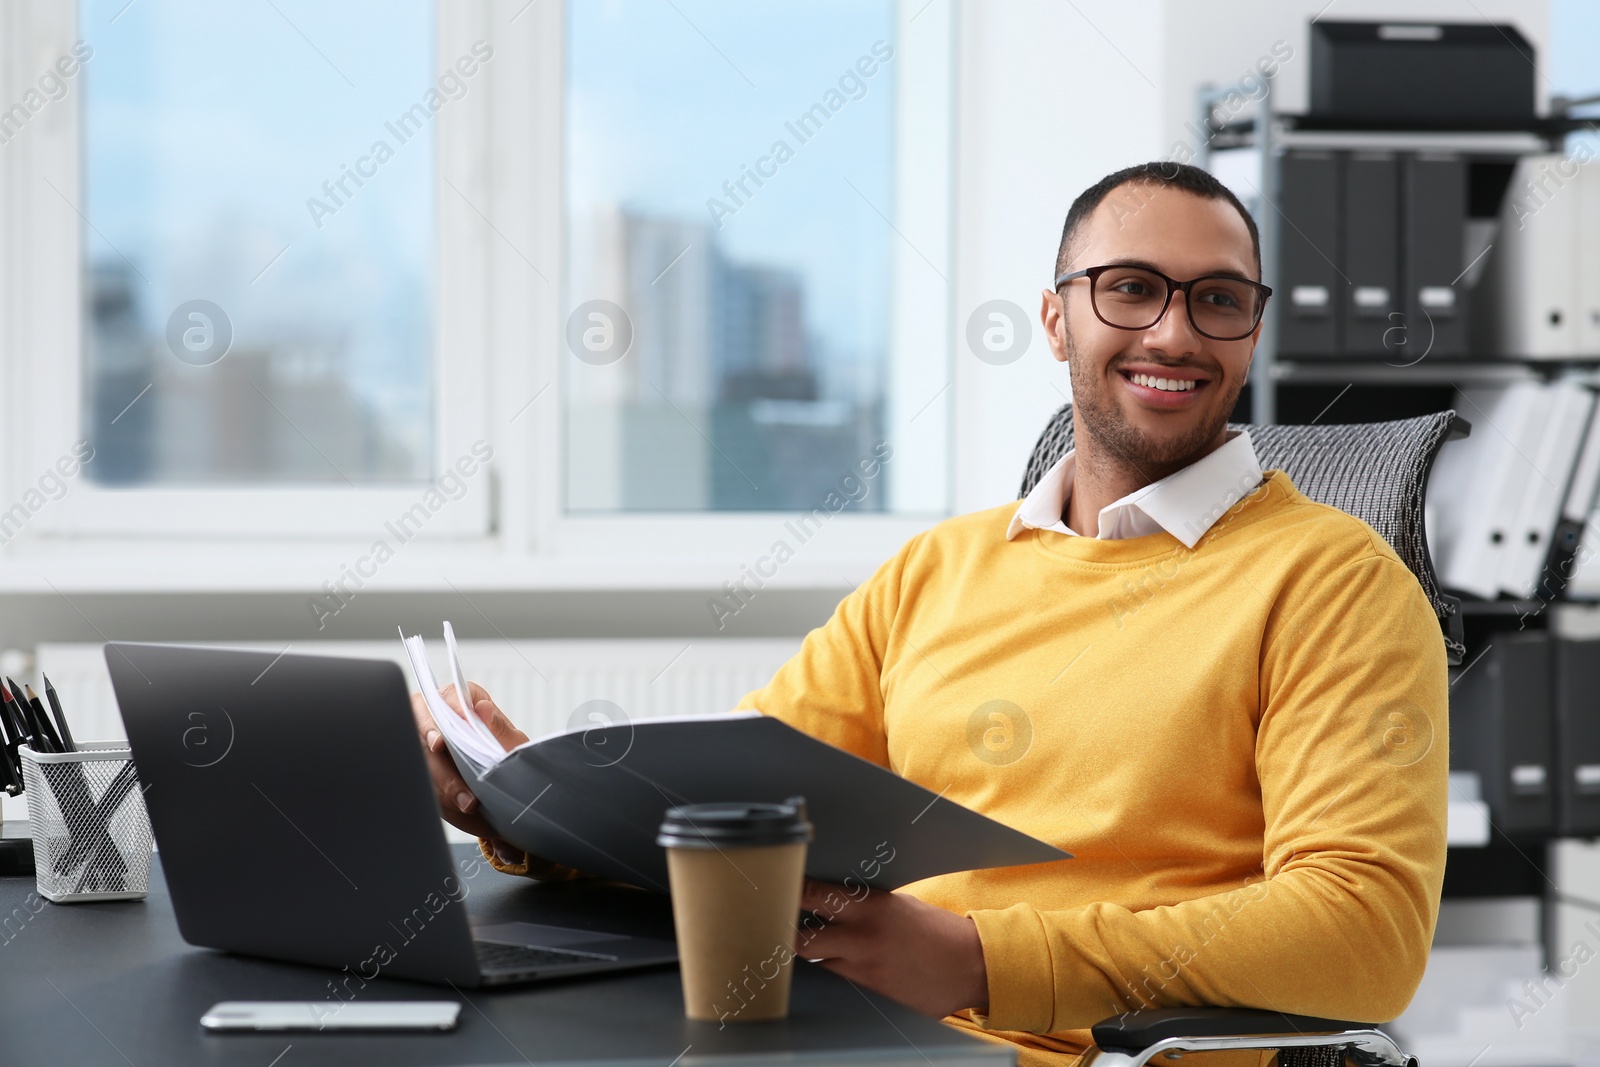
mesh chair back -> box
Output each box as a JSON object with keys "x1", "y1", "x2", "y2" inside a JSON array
[{"x1": 1019, "y1": 404, "x2": 1463, "y2": 662}]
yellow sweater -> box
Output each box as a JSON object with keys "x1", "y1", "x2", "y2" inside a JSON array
[{"x1": 735, "y1": 470, "x2": 1448, "y2": 1066}]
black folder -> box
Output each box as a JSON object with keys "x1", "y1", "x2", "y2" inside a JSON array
[
  {"x1": 456, "y1": 714, "x2": 1070, "y2": 893},
  {"x1": 1450, "y1": 632, "x2": 1555, "y2": 836},
  {"x1": 1341, "y1": 152, "x2": 1399, "y2": 355},
  {"x1": 1402, "y1": 154, "x2": 1469, "y2": 359},
  {"x1": 1276, "y1": 151, "x2": 1342, "y2": 357},
  {"x1": 1555, "y1": 638, "x2": 1600, "y2": 837}
]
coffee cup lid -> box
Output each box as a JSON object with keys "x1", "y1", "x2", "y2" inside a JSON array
[{"x1": 656, "y1": 796, "x2": 813, "y2": 850}]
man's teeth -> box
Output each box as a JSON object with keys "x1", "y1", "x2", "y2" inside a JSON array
[{"x1": 1129, "y1": 373, "x2": 1197, "y2": 392}]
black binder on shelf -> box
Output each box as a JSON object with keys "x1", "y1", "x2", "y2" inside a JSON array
[
  {"x1": 1449, "y1": 631, "x2": 1555, "y2": 836},
  {"x1": 1554, "y1": 638, "x2": 1600, "y2": 837},
  {"x1": 1341, "y1": 152, "x2": 1399, "y2": 354},
  {"x1": 1277, "y1": 150, "x2": 1342, "y2": 357},
  {"x1": 1402, "y1": 154, "x2": 1470, "y2": 359}
]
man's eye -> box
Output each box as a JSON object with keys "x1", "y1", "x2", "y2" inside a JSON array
[
  {"x1": 1109, "y1": 280, "x2": 1153, "y2": 296},
  {"x1": 1197, "y1": 288, "x2": 1242, "y2": 308}
]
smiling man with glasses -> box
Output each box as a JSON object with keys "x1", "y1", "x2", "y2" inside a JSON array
[{"x1": 421, "y1": 162, "x2": 1447, "y2": 1067}]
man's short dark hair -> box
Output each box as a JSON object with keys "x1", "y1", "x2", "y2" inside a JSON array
[{"x1": 1054, "y1": 161, "x2": 1262, "y2": 280}]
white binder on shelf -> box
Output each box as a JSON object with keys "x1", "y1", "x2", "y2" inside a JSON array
[
  {"x1": 1569, "y1": 519, "x2": 1600, "y2": 599},
  {"x1": 1578, "y1": 162, "x2": 1600, "y2": 355},
  {"x1": 1429, "y1": 381, "x2": 1553, "y2": 599},
  {"x1": 1476, "y1": 154, "x2": 1579, "y2": 360},
  {"x1": 1498, "y1": 381, "x2": 1596, "y2": 598},
  {"x1": 1541, "y1": 390, "x2": 1600, "y2": 598}
]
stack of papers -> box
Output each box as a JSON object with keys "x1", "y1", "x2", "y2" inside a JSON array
[{"x1": 400, "y1": 623, "x2": 507, "y2": 773}]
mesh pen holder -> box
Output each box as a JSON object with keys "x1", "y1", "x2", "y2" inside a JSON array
[{"x1": 19, "y1": 742, "x2": 153, "y2": 903}]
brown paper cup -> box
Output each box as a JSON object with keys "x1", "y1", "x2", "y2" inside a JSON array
[{"x1": 665, "y1": 839, "x2": 808, "y2": 1022}]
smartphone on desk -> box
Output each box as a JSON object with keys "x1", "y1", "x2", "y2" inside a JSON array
[{"x1": 201, "y1": 1001, "x2": 461, "y2": 1032}]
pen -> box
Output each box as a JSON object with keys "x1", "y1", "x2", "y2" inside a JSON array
[
  {"x1": 26, "y1": 686, "x2": 63, "y2": 754},
  {"x1": 1, "y1": 684, "x2": 46, "y2": 755},
  {"x1": 9, "y1": 677, "x2": 59, "y2": 753},
  {"x1": 0, "y1": 694, "x2": 24, "y2": 783},
  {"x1": 7, "y1": 681, "x2": 54, "y2": 755},
  {"x1": 0, "y1": 720, "x2": 18, "y2": 795},
  {"x1": 42, "y1": 674, "x2": 75, "y2": 753}
]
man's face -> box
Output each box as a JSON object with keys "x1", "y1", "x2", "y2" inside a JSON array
[{"x1": 1040, "y1": 184, "x2": 1261, "y2": 478}]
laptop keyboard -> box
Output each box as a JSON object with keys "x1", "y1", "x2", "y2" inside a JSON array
[{"x1": 473, "y1": 939, "x2": 618, "y2": 974}]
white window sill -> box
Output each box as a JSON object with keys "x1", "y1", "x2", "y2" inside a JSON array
[{"x1": 0, "y1": 519, "x2": 942, "y2": 594}]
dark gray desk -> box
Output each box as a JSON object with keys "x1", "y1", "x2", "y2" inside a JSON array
[{"x1": 0, "y1": 845, "x2": 1013, "y2": 1067}]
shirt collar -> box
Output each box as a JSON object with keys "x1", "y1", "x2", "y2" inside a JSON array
[{"x1": 1006, "y1": 429, "x2": 1263, "y2": 549}]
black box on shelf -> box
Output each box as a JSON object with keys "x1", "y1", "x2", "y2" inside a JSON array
[{"x1": 1310, "y1": 21, "x2": 1536, "y2": 129}]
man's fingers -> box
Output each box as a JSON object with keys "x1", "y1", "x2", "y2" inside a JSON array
[
  {"x1": 795, "y1": 920, "x2": 838, "y2": 959},
  {"x1": 443, "y1": 773, "x2": 478, "y2": 813},
  {"x1": 474, "y1": 697, "x2": 521, "y2": 746},
  {"x1": 439, "y1": 683, "x2": 471, "y2": 719},
  {"x1": 410, "y1": 694, "x2": 445, "y2": 752},
  {"x1": 410, "y1": 690, "x2": 502, "y2": 837},
  {"x1": 812, "y1": 956, "x2": 873, "y2": 986},
  {"x1": 800, "y1": 878, "x2": 833, "y2": 910},
  {"x1": 795, "y1": 917, "x2": 865, "y2": 962},
  {"x1": 438, "y1": 682, "x2": 524, "y2": 745},
  {"x1": 800, "y1": 878, "x2": 868, "y2": 917},
  {"x1": 459, "y1": 686, "x2": 529, "y2": 750}
]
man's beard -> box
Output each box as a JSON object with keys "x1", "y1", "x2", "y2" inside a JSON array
[{"x1": 1064, "y1": 330, "x2": 1243, "y2": 479}]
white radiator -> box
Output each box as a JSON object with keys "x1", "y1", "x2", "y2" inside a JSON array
[{"x1": 0, "y1": 638, "x2": 801, "y2": 826}]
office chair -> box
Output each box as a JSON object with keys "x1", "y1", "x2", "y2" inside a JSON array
[
  {"x1": 1086, "y1": 1009, "x2": 1417, "y2": 1067},
  {"x1": 1020, "y1": 404, "x2": 1468, "y2": 666},
  {"x1": 1021, "y1": 403, "x2": 1464, "y2": 1067}
]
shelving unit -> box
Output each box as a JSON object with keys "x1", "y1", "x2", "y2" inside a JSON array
[{"x1": 1193, "y1": 79, "x2": 1589, "y2": 426}]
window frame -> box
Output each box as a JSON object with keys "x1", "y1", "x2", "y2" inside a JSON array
[
  {"x1": 2, "y1": 0, "x2": 493, "y2": 540},
  {"x1": 522, "y1": 0, "x2": 957, "y2": 562},
  {"x1": 0, "y1": 0, "x2": 959, "y2": 585}
]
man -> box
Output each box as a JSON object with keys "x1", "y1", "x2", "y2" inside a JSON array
[{"x1": 414, "y1": 162, "x2": 1448, "y2": 1067}]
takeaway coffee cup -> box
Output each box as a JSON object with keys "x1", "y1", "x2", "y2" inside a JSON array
[{"x1": 657, "y1": 797, "x2": 813, "y2": 1023}]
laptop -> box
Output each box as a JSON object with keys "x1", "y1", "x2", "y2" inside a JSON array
[{"x1": 105, "y1": 641, "x2": 679, "y2": 986}]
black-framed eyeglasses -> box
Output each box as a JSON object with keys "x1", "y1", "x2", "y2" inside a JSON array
[{"x1": 1053, "y1": 264, "x2": 1272, "y2": 342}]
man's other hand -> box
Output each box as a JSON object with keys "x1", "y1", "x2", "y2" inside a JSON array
[
  {"x1": 797, "y1": 877, "x2": 989, "y2": 1019},
  {"x1": 410, "y1": 681, "x2": 529, "y2": 839}
]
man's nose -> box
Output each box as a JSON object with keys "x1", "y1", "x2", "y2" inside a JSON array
[{"x1": 1142, "y1": 289, "x2": 1203, "y2": 357}]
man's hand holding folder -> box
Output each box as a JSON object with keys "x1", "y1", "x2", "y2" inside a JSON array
[
  {"x1": 410, "y1": 680, "x2": 526, "y2": 841},
  {"x1": 411, "y1": 681, "x2": 595, "y2": 878}
]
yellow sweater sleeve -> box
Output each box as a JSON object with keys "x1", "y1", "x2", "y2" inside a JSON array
[
  {"x1": 476, "y1": 838, "x2": 593, "y2": 881},
  {"x1": 969, "y1": 554, "x2": 1449, "y2": 1033},
  {"x1": 734, "y1": 541, "x2": 914, "y2": 767}
]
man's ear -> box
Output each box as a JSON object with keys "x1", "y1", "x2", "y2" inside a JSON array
[{"x1": 1040, "y1": 290, "x2": 1069, "y2": 364}]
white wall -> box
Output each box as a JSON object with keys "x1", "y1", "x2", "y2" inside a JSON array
[{"x1": 952, "y1": 1, "x2": 1167, "y2": 513}]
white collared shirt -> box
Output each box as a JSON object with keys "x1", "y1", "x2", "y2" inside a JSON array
[{"x1": 1006, "y1": 430, "x2": 1264, "y2": 549}]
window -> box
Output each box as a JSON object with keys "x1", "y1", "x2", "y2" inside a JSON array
[
  {"x1": 562, "y1": 1, "x2": 930, "y2": 514},
  {"x1": 80, "y1": 0, "x2": 435, "y2": 486},
  {"x1": 5, "y1": 0, "x2": 490, "y2": 540}
]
